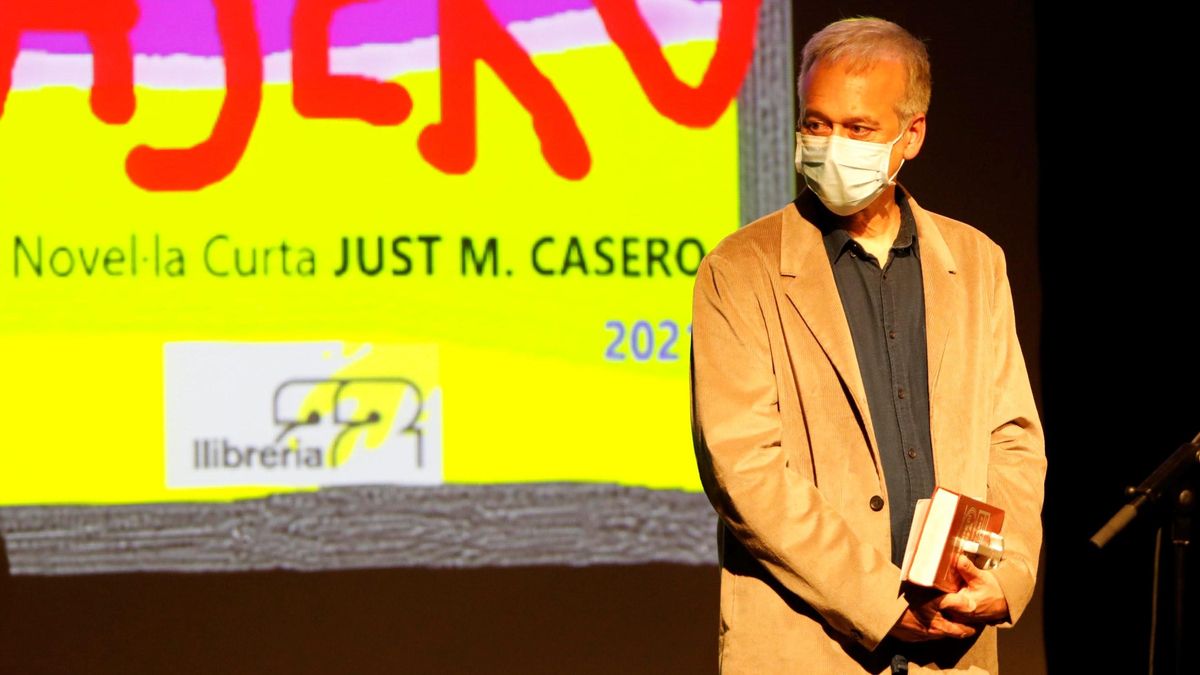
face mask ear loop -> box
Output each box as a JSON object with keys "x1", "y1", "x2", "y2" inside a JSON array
[{"x1": 885, "y1": 127, "x2": 911, "y2": 186}]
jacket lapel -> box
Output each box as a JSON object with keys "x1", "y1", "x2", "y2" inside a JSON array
[
  {"x1": 778, "y1": 189, "x2": 966, "y2": 484},
  {"x1": 780, "y1": 195, "x2": 882, "y2": 472},
  {"x1": 906, "y1": 191, "x2": 965, "y2": 480}
]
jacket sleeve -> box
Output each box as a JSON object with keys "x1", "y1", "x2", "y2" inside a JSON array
[
  {"x1": 982, "y1": 244, "x2": 1047, "y2": 627},
  {"x1": 690, "y1": 251, "x2": 909, "y2": 651}
]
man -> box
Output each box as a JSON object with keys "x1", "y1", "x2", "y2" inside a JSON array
[{"x1": 689, "y1": 17, "x2": 1046, "y2": 674}]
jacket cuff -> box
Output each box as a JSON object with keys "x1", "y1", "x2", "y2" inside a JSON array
[
  {"x1": 990, "y1": 560, "x2": 1035, "y2": 628},
  {"x1": 855, "y1": 593, "x2": 911, "y2": 651}
]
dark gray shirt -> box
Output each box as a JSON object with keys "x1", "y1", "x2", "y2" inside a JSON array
[{"x1": 820, "y1": 191, "x2": 936, "y2": 567}]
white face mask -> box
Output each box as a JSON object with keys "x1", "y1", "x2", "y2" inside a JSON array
[{"x1": 794, "y1": 130, "x2": 907, "y2": 216}]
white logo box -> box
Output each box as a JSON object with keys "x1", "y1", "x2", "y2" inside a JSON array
[{"x1": 164, "y1": 341, "x2": 442, "y2": 488}]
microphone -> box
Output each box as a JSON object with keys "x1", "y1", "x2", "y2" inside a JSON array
[{"x1": 1090, "y1": 431, "x2": 1200, "y2": 549}]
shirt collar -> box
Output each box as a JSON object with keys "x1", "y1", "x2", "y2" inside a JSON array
[{"x1": 820, "y1": 188, "x2": 921, "y2": 264}]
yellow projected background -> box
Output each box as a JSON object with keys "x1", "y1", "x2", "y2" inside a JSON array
[{"x1": 0, "y1": 40, "x2": 738, "y2": 505}]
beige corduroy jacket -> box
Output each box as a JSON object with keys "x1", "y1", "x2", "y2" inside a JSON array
[{"x1": 690, "y1": 188, "x2": 1046, "y2": 674}]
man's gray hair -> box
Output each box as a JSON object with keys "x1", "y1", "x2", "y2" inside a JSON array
[{"x1": 797, "y1": 17, "x2": 931, "y2": 124}]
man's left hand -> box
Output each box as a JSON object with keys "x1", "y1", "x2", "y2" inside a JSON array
[{"x1": 937, "y1": 555, "x2": 1011, "y2": 625}]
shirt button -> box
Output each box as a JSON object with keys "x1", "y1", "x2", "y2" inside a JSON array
[
  {"x1": 888, "y1": 330, "x2": 897, "y2": 340},
  {"x1": 907, "y1": 448, "x2": 917, "y2": 459},
  {"x1": 897, "y1": 388, "x2": 906, "y2": 399},
  {"x1": 870, "y1": 496, "x2": 885, "y2": 511}
]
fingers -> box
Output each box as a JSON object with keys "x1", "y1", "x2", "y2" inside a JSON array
[
  {"x1": 890, "y1": 625, "x2": 937, "y2": 642},
  {"x1": 928, "y1": 613, "x2": 978, "y2": 639},
  {"x1": 890, "y1": 611, "x2": 956, "y2": 643},
  {"x1": 943, "y1": 557, "x2": 1009, "y2": 624},
  {"x1": 938, "y1": 589, "x2": 978, "y2": 616},
  {"x1": 956, "y1": 554, "x2": 982, "y2": 581},
  {"x1": 890, "y1": 605, "x2": 979, "y2": 643},
  {"x1": 910, "y1": 611, "x2": 977, "y2": 639}
]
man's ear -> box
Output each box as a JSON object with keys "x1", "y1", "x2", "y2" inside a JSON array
[{"x1": 902, "y1": 114, "x2": 927, "y2": 160}]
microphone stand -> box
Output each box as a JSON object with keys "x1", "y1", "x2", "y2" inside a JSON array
[
  {"x1": 1091, "y1": 432, "x2": 1200, "y2": 675},
  {"x1": 1167, "y1": 480, "x2": 1193, "y2": 675}
]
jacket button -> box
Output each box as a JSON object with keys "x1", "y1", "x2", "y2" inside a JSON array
[{"x1": 869, "y1": 496, "x2": 885, "y2": 511}]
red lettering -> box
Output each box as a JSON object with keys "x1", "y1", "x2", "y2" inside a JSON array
[
  {"x1": 0, "y1": 0, "x2": 137, "y2": 124},
  {"x1": 292, "y1": 0, "x2": 411, "y2": 125},
  {"x1": 418, "y1": 0, "x2": 589, "y2": 180},
  {"x1": 593, "y1": 0, "x2": 760, "y2": 127},
  {"x1": 125, "y1": 0, "x2": 262, "y2": 191},
  {"x1": 3, "y1": 1, "x2": 754, "y2": 189}
]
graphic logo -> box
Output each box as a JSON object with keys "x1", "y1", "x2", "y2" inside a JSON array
[
  {"x1": 272, "y1": 376, "x2": 426, "y2": 467},
  {"x1": 165, "y1": 342, "x2": 441, "y2": 488}
]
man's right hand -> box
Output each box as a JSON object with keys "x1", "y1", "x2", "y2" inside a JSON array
[{"x1": 887, "y1": 590, "x2": 978, "y2": 642}]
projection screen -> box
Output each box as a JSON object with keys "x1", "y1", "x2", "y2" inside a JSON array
[{"x1": 0, "y1": 0, "x2": 793, "y2": 574}]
